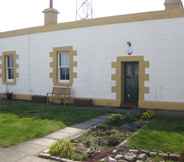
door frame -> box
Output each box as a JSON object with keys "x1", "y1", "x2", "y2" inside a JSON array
[{"x1": 112, "y1": 56, "x2": 148, "y2": 107}]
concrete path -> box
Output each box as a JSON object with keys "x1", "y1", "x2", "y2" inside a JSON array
[{"x1": 0, "y1": 115, "x2": 107, "y2": 162}]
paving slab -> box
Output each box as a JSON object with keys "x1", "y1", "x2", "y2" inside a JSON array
[
  {"x1": 11, "y1": 142, "x2": 47, "y2": 155},
  {"x1": 30, "y1": 138, "x2": 57, "y2": 147},
  {"x1": 46, "y1": 127, "x2": 85, "y2": 140},
  {"x1": 0, "y1": 148, "x2": 27, "y2": 162},
  {"x1": 73, "y1": 115, "x2": 107, "y2": 129}
]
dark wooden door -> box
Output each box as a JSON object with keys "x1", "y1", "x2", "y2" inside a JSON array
[{"x1": 124, "y1": 62, "x2": 139, "y2": 106}]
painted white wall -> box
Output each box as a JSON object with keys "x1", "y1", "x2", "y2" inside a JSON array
[{"x1": 0, "y1": 17, "x2": 184, "y2": 103}]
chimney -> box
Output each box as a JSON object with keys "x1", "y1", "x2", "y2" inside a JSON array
[
  {"x1": 164, "y1": 0, "x2": 183, "y2": 10},
  {"x1": 43, "y1": 0, "x2": 59, "y2": 26}
]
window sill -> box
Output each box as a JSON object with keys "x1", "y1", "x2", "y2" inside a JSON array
[
  {"x1": 3, "y1": 80, "x2": 16, "y2": 85},
  {"x1": 55, "y1": 80, "x2": 71, "y2": 87},
  {"x1": 59, "y1": 80, "x2": 70, "y2": 83}
]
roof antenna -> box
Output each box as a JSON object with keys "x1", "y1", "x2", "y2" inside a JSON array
[
  {"x1": 50, "y1": 0, "x2": 53, "y2": 8},
  {"x1": 76, "y1": 0, "x2": 93, "y2": 20}
]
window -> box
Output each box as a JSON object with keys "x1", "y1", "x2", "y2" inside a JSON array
[
  {"x1": 58, "y1": 51, "x2": 70, "y2": 81},
  {"x1": 49, "y1": 47, "x2": 77, "y2": 86},
  {"x1": 5, "y1": 55, "x2": 15, "y2": 81},
  {"x1": 2, "y1": 53, "x2": 16, "y2": 83}
]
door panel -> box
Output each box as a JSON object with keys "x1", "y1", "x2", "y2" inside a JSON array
[{"x1": 124, "y1": 62, "x2": 139, "y2": 105}]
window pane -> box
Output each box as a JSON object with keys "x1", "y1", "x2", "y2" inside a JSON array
[
  {"x1": 7, "y1": 55, "x2": 14, "y2": 68},
  {"x1": 60, "y1": 55, "x2": 65, "y2": 66},
  {"x1": 60, "y1": 52, "x2": 69, "y2": 67},
  {"x1": 8, "y1": 69, "x2": 14, "y2": 79},
  {"x1": 60, "y1": 68, "x2": 65, "y2": 80},
  {"x1": 6, "y1": 55, "x2": 14, "y2": 81},
  {"x1": 60, "y1": 68, "x2": 69, "y2": 80},
  {"x1": 58, "y1": 51, "x2": 70, "y2": 81},
  {"x1": 65, "y1": 55, "x2": 70, "y2": 66},
  {"x1": 65, "y1": 68, "x2": 70, "y2": 80}
]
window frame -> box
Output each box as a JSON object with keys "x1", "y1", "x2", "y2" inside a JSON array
[
  {"x1": 49, "y1": 46, "x2": 77, "y2": 87},
  {"x1": 2, "y1": 51, "x2": 17, "y2": 84},
  {"x1": 5, "y1": 55, "x2": 15, "y2": 82},
  {"x1": 57, "y1": 51, "x2": 70, "y2": 83}
]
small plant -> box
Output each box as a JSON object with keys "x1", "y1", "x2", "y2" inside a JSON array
[
  {"x1": 72, "y1": 151, "x2": 88, "y2": 161},
  {"x1": 106, "y1": 129, "x2": 125, "y2": 146},
  {"x1": 125, "y1": 113, "x2": 139, "y2": 123},
  {"x1": 49, "y1": 139, "x2": 74, "y2": 159},
  {"x1": 105, "y1": 113, "x2": 125, "y2": 126},
  {"x1": 151, "y1": 155, "x2": 163, "y2": 162},
  {"x1": 141, "y1": 111, "x2": 155, "y2": 120},
  {"x1": 84, "y1": 136, "x2": 97, "y2": 148},
  {"x1": 107, "y1": 135, "x2": 121, "y2": 146},
  {"x1": 97, "y1": 123, "x2": 109, "y2": 131}
]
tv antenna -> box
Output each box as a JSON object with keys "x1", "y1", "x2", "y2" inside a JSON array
[{"x1": 76, "y1": 0, "x2": 93, "y2": 20}]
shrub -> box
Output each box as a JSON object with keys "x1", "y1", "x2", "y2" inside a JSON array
[
  {"x1": 106, "y1": 129, "x2": 125, "y2": 146},
  {"x1": 107, "y1": 135, "x2": 121, "y2": 146},
  {"x1": 105, "y1": 114, "x2": 125, "y2": 126},
  {"x1": 72, "y1": 151, "x2": 88, "y2": 161},
  {"x1": 125, "y1": 113, "x2": 139, "y2": 123},
  {"x1": 97, "y1": 123, "x2": 109, "y2": 131},
  {"x1": 141, "y1": 111, "x2": 155, "y2": 120},
  {"x1": 82, "y1": 134, "x2": 98, "y2": 148},
  {"x1": 49, "y1": 139, "x2": 74, "y2": 159},
  {"x1": 93, "y1": 124, "x2": 110, "y2": 136}
]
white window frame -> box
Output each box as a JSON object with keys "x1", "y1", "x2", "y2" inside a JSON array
[
  {"x1": 57, "y1": 51, "x2": 70, "y2": 83},
  {"x1": 5, "y1": 55, "x2": 15, "y2": 83}
]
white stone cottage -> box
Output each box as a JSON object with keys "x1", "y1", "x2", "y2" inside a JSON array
[{"x1": 0, "y1": 0, "x2": 184, "y2": 111}]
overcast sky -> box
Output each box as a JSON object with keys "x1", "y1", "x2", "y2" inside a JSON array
[{"x1": 0, "y1": 0, "x2": 181, "y2": 32}]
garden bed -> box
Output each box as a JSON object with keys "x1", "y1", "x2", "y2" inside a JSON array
[
  {"x1": 40, "y1": 111, "x2": 184, "y2": 162},
  {"x1": 40, "y1": 112, "x2": 147, "y2": 162}
]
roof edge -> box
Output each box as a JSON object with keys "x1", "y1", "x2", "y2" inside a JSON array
[{"x1": 1, "y1": 9, "x2": 184, "y2": 38}]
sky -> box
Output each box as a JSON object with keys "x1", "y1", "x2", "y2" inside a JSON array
[{"x1": 0, "y1": 0, "x2": 182, "y2": 32}]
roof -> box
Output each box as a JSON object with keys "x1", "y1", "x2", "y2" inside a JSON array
[{"x1": 0, "y1": 9, "x2": 184, "y2": 38}]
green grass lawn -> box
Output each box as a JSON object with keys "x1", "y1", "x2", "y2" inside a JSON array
[
  {"x1": 128, "y1": 117, "x2": 184, "y2": 153},
  {"x1": 0, "y1": 101, "x2": 108, "y2": 147}
]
